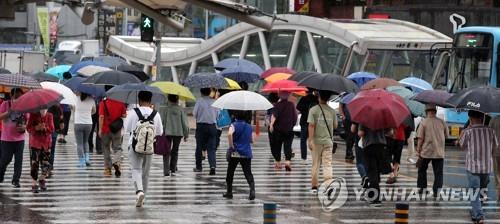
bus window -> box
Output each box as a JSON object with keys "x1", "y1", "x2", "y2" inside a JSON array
[{"x1": 363, "y1": 50, "x2": 434, "y2": 82}]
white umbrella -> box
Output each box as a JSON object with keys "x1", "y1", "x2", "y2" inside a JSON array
[
  {"x1": 76, "y1": 65, "x2": 112, "y2": 77},
  {"x1": 212, "y1": 90, "x2": 273, "y2": 110},
  {"x1": 40, "y1": 82, "x2": 78, "y2": 106}
]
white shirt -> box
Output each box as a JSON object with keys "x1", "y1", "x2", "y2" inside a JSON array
[
  {"x1": 74, "y1": 98, "x2": 95, "y2": 124},
  {"x1": 124, "y1": 106, "x2": 163, "y2": 145}
]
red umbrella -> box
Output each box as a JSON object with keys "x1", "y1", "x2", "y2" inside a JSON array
[
  {"x1": 11, "y1": 89, "x2": 63, "y2": 113},
  {"x1": 261, "y1": 67, "x2": 295, "y2": 78},
  {"x1": 347, "y1": 89, "x2": 410, "y2": 130},
  {"x1": 261, "y1": 80, "x2": 307, "y2": 93},
  {"x1": 360, "y1": 78, "x2": 400, "y2": 90}
]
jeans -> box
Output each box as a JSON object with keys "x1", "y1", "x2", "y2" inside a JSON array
[
  {"x1": 0, "y1": 140, "x2": 25, "y2": 183},
  {"x1": 128, "y1": 148, "x2": 152, "y2": 194},
  {"x1": 311, "y1": 144, "x2": 333, "y2": 188},
  {"x1": 163, "y1": 136, "x2": 182, "y2": 175},
  {"x1": 271, "y1": 130, "x2": 294, "y2": 162},
  {"x1": 343, "y1": 119, "x2": 354, "y2": 159},
  {"x1": 195, "y1": 123, "x2": 217, "y2": 170},
  {"x1": 74, "y1": 124, "x2": 92, "y2": 159},
  {"x1": 417, "y1": 158, "x2": 444, "y2": 195},
  {"x1": 466, "y1": 171, "x2": 490, "y2": 220},
  {"x1": 300, "y1": 125, "x2": 308, "y2": 160},
  {"x1": 101, "y1": 131, "x2": 123, "y2": 169},
  {"x1": 49, "y1": 133, "x2": 57, "y2": 169},
  {"x1": 363, "y1": 144, "x2": 386, "y2": 202},
  {"x1": 225, "y1": 157, "x2": 254, "y2": 193},
  {"x1": 354, "y1": 141, "x2": 366, "y2": 178}
]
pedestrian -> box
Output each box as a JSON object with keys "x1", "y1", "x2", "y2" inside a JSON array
[
  {"x1": 459, "y1": 110, "x2": 498, "y2": 223},
  {"x1": 307, "y1": 90, "x2": 336, "y2": 193},
  {"x1": 406, "y1": 116, "x2": 422, "y2": 164},
  {"x1": 74, "y1": 92, "x2": 96, "y2": 167},
  {"x1": 266, "y1": 93, "x2": 280, "y2": 160},
  {"x1": 193, "y1": 88, "x2": 218, "y2": 175},
  {"x1": 99, "y1": 87, "x2": 127, "y2": 177},
  {"x1": 0, "y1": 88, "x2": 27, "y2": 188},
  {"x1": 351, "y1": 123, "x2": 368, "y2": 187},
  {"x1": 386, "y1": 123, "x2": 406, "y2": 184},
  {"x1": 159, "y1": 94, "x2": 189, "y2": 176},
  {"x1": 124, "y1": 91, "x2": 162, "y2": 207},
  {"x1": 269, "y1": 91, "x2": 297, "y2": 171},
  {"x1": 339, "y1": 101, "x2": 355, "y2": 164},
  {"x1": 58, "y1": 104, "x2": 71, "y2": 144},
  {"x1": 488, "y1": 115, "x2": 500, "y2": 202},
  {"x1": 47, "y1": 104, "x2": 64, "y2": 178},
  {"x1": 296, "y1": 88, "x2": 318, "y2": 162},
  {"x1": 223, "y1": 110, "x2": 255, "y2": 200},
  {"x1": 26, "y1": 109, "x2": 54, "y2": 193},
  {"x1": 415, "y1": 104, "x2": 448, "y2": 196}
]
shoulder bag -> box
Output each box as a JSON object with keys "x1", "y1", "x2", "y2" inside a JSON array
[{"x1": 103, "y1": 100, "x2": 123, "y2": 134}]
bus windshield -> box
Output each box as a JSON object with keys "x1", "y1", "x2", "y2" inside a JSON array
[{"x1": 363, "y1": 50, "x2": 434, "y2": 82}]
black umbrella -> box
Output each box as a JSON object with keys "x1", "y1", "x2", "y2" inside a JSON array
[
  {"x1": 410, "y1": 90, "x2": 454, "y2": 108},
  {"x1": 0, "y1": 67, "x2": 11, "y2": 74},
  {"x1": 446, "y1": 86, "x2": 500, "y2": 113},
  {"x1": 116, "y1": 64, "x2": 149, "y2": 81},
  {"x1": 298, "y1": 73, "x2": 359, "y2": 94},
  {"x1": 106, "y1": 83, "x2": 165, "y2": 104},
  {"x1": 288, "y1": 71, "x2": 320, "y2": 82},
  {"x1": 27, "y1": 72, "x2": 59, "y2": 82},
  {"x1": 83, "y1": 70, "x2": 141, "y2": 86}
]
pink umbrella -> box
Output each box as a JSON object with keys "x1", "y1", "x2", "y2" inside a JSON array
[{"x1": 261, "y1": 67, "x2": 295, "y2": 78}]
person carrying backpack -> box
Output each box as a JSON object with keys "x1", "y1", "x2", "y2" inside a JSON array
[{"x1": 124, "y1": 91, "x2": 162, "y2": 207}]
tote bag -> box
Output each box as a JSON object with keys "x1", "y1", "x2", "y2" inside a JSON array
[{"x1": 154, "y1": 135, "x2": 172, "y2": 155}]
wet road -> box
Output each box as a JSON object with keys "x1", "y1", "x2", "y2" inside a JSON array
[{"x1": 0, "y1": 130, "x2": 499, "y2": 223}]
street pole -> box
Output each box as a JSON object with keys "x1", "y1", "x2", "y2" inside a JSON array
[
  {"x1": 205, "y1": 9, "x2": 209, "y2": 40},
  {"x1": 154, "y1": 22, "x2": 161, "y2": 81}
]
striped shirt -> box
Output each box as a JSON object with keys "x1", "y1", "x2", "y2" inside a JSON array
[{"x1": 459, "y1": 124, "x2": 499, "y2": 174}]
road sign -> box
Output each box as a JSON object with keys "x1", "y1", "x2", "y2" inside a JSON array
[{"x1": 141, "y1": 14, "x2": 155, "y2": 42}]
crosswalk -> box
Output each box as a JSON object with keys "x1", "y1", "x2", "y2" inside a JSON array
[{"x1": 0, "y1": 131, "x2": 499, "y2": 223}]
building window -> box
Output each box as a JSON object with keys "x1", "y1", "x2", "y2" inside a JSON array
[
  {"x1": 217, "y1": 39, "x2": 243, "y2": 60},
  {"x1": 176, "y1": 63, "x2": 191, "y2": 83},
  {"x1": 196, "y1": 57, "x2": 214, "y2": 72},
  {"x1": 314, "y1": 34, "x2": 350, "y2": 74},
  {"x1": 292, "y1": 32, "x2": 314, "y2": 71},
  {"x1": 244, "y1": 33, "x2": 265, "y2": 68},
  {"x1": 158, "y1": 66, "x2": 173, "y2": 81},
  {"x1": 267, "y1": 30, "x2": 294, "y2": 67}
]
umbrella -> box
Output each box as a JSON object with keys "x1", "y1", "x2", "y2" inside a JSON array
[
  {"x1": 76, "y1": 65, "x2": 112, "y2": 77},
  {"x1": 64, "y1": 77, "x2": 105, "y2": 97},
  {"x1": 361, "y1": 78, "x2": 400, "y2": 90},
  {"x1": 410, "y1": 90, "x2": 454, "y2": 108},
  {"x1": 0, "y1": 73, "x2": 41, "y2": 89},
  {"x1": 116, "y1": 64, "x2": 149, "y2": 81},
  {"x1": 40, "y1": 82, "x2": 78, "y2": 106},
  {"x1": 446, "y1": 86, "x2": 500, "y2": 113},
  {"x1": 224, "y1": 78, "x2": 241, "y2": 90},
  {"x1": 106, "y1": 83, "x2": 165, "y2": 104},
  {"x1": 261, "y1": 67, "x2": 295, "y2": 78},
  {"x1": 69, "y1": 61, "x2": 110, "y2": 74},
  {"x1": 288, "y1": 71, "x2": 320, "y2": 82},
  {"x1": 150, "y1": 81, "x2": 196, "y2": 101},
  {"x1": 53, "y1": 53, "x2": 80, "y2": 65},
  {"x1": 347, "y1": 72, "x2": 378, "y2": 87},
  {"x1": 386, "y1": 86, "x2": 425, "y2": 117},
  {"x1": 261, "y1": 80, "x2": 307, "y2": 93},
  {"x1": 10, "y1": 89, "x2": 63, "y2": 113},
  {"x1": 399, "y1": 77, "x2": 433, "y2": 93},
  {"x1": 27, "y1": 72, "x2": 59, "y2": 82},
  {"x1": 340, "y1": 92, "x2": 355, "y2": 104},
  {"x1": 215, "y1": 58, "x2": 262, "y2": 71},
  {"x1": 183, "y1": 72, "x2": 229, "y2": 89},
  {"x1": 298, "y1": 73, "x2": 359, "y2": 94},
  {"x1": 83, "y1": 70, "x2": 141, "y2": 86},
  {"x1": 264, "y1": 73, "x2": 292, "y2": 83},
  {"x1": 93, "y1": 56, "x2": 128, "y2": 67},
  {"x1": 0, "y1": 68, "x2": 11, "y2": 74},
  {"x1": 46, "y1": 65, "x2": 71, "y2": 79},
  {"x1": 347, "y1": 89, "x2": 410, "y2": 130},
  {"x1": 220, "y1": 66, "x2": 262, "y2": 83},
  {"x1": 212, "y1": 90, "x2": 273, "y2": 111}
]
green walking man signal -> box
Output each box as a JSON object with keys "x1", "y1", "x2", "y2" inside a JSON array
[{"x1": 141, "y1": 14, "x2": 155, "y2": 42}]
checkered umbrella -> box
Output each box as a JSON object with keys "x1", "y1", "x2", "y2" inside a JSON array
[{"x1": 0, "y1": 73, "x2": 42, "y2": 89}]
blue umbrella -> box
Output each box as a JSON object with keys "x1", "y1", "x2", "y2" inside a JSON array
[
  {"x1": 220, "y1": 66, "x2": 262, "y2": 83},
  {"x1": 347, "y1": 72, "x2": 378, "y2": 87},
  {"x1": 106, "y1": 83, "x2": 165, "y2": 104},
  {"x1": 399, "y1": 77, "x2": 433, "y2": 93},
  {"x1": 183, "y1": 72, "x2": 228, "y2": 89},
  {"x1": 214, "y1": 58, "x2": 262, "y2": 72},
  {"x1": 69, "y1": 61, "x2": 111, "y2": 75},
  {"x1": 63, "y1": 77, "x2": 105, "y2": 97},
  {"x1": 46, "y1": 65, "x2": 71, "y2": 79},
  {"x1": 340, "y1": 92, "x2": 355, "y2": 104}
]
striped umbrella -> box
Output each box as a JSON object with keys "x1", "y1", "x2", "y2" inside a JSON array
[{"x1": 0, "y1": 73, "x2": 41, "y2": 89}]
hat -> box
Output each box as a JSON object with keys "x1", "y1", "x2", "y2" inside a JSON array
[{"x1": 425, "y1": 104, "x2": 437, "y2": 111}]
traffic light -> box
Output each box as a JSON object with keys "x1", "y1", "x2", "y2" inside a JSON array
[{"x1": 141, "y1": 14, "x2": 155, "y2": 42}]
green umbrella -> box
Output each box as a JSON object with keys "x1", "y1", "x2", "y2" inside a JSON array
[{"x1": 386, "y1": 86, "x2": 425, "y2": 117}]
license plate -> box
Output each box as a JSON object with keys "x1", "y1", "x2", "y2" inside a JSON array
[{"x1": 450, "y1": 126, "x2": 460, "y2": 137}]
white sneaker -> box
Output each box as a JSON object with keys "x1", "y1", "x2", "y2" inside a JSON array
[
  {"x1": 407, "y1": 158, "x2": 416, "y2": 164},
  {"x1": 310, "y1": 187, "x2": 318, "y2": 194},
  {"x1": 136, "y1": 191, "x2": 145, "y2": 207}
]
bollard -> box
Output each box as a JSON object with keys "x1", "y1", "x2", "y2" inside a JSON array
[
  {"x1": 263, "y1": 203, "x2": 277, "y2": 224},
  {"x1": 395, "y1": 202, "x2": 409, "y2": 224}
]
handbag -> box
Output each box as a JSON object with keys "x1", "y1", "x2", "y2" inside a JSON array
[
  {"x1": 318, "y1": 104, "x2": 337, "y2": 154},
  {"x1": 415, "y1": 157, "x2": 423, "y2": 169},
  {"x1": 216, "y1": 109, "x2": 232, "y2": 129},
  {"x1": 154, "y1": 135, "x2": 172, "y2": 155},
  {"x1": 103, "y1": 100, "x2": 123, "y2": 133}
]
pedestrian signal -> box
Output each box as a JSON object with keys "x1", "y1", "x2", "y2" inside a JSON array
[{"x1": 141, "y1": 14, "x2": 154, "y2": 42}]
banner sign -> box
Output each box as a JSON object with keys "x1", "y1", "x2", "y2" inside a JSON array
[
  {"x1": 37, "y1": 7, "x2": 50, "y2": 53},
  {"x1": 294, "y1": 0, "x2": 310, "y2": 13}
]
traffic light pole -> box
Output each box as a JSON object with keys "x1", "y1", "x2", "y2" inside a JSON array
[{"x1": 154, "y1": 22, "x2": 161, "y2": 81}]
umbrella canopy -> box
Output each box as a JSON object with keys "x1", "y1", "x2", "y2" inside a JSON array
[
  {"x1": 40, "y1": 82, "x2": 78, "y2": 106},
  {"x1": 446, "y1": 86, "x2": 500, "y2": 113},
  {"x1": 261, "y1": 80, "x2": 307, "y2": 93},
  {"x1": 340, "y1": 92, "x2": 355, "y2": 104},
  {"x1": 347, "y1": 72, "x2": 378, "y2": 87},
  {"x1": 261, "y1": 67, "x2": 295, "y2": 78},
  {"x1": 76, "y1": 65, "x2": 112, "y2": 77},
  {"x1": 10, "y1": 89, "x2": 63, "y2": 113},
  {"x1": 53, "y1": 53, "x2": 80, "y2": 65},
  {"x1": 83, "y1": 70, "x2": 141, "y2": 86},
  {"x1": 64, "y1": 77, "x2": 105, "y2": 97},
  {"x1": 183, "y1": 72, "x2": 229, "y2": 89},
  {"x1": 288, "y1": 71, "x2": 320, "y2": 82},
  {"x1": 298, "y1": 73, "x2": 359, "y2": 94},
  {"x1": 116, "y1": 64, "x2": 149, "y2": 81},
  {"x1": 150, "y1": 81, "x2": 196, "y2": 101},
  {"x1": 361, "y1": 78, "x2": 400, "y2": 90},
  {"x1": 264, "y1": 73, "x2": 292, "y2": 83},
  {"x1": 69, "y1": 61, "x2": 110, "y2": 74},
  {"x1": 399, "y1": 77, "x2": 433, "y2": 93},
  {"x1": 214, "y1": 58, "x2": 262, "y2": 71},
  {"x1": 410, "y1": 90, "x2": 454, "y2": 108},
  {"x1": 106, "y1": 83, "x2": 165, "y2": 104},
  {"x1": 386, "y1": 86, "x2": 425, "y2": 117},
  {"x1": 92, "y1": 56, "x2": 128, "y2": 67},
  {"x1": 224, "y1": 78, "x2": 241, "y2": 90},
  {"x1": 46, "y1": 65, "x2": 71, "y2": 79},
  {"x1": 212, "y1": 90, "x2": 273, "y2": 110},
  {"x1": 347, "y1": 89, "x2": 410, "y2": 130},
  {"x1": 0, "y1": 73, "x2": 41, "y2": 89},
  {"x1": 220, "y1": 66, "x2": 262, "y2": 83},
  {"x1": 0, "y1": 68, "x2": 11, "y2": 74},
  {"x1": 28, "y1": 72, "x2": 59, "y2": 82}
]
